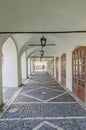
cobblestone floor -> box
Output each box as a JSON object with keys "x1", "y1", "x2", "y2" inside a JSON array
[
  {"x1": 0, "y1": 71, "x2": 86, "y2": 130},
  {"x1": 3, "y1": 87, "x2": 19, "y2": 104}
]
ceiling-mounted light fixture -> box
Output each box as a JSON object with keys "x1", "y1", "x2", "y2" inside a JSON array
[
  {"x1": 40, "y1": 49, "x2": 44, "y2": 57},
  {"x1": 40, "y1": 57, "x2": 42, "y2": 62},
  {"x1": 29, "y1": 34, "x2": 56, "y2": 47},
  {"x1": 29, "y1": 33, "x2": 56, "y2": 47},
  {"x1": 40, "y1": 34, "x2": 47, "y2": 47}
]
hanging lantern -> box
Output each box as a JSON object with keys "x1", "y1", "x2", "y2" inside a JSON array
[
  {"x1": 40, "y1": 50, "x2": 44, "y2": 57},
  {"x1": 40, "y1": 34, "x2": 47, "y2": 47}
]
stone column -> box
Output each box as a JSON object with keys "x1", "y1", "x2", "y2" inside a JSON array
[
  {"x1": 66, "y1": 51, "x2": 72, "y2": 91},
  {"x1": 58, "y1": 57, "x2": 61, "y2": 82},
  {"x1": 18, "y1": 56, "x2": 22, "y2": 86},
  {"x1": 26, "y1": 58, "x2": 28, "y2": 78},
  {"x1": 28, "y1": 58, "x2": 31, "y2": 77},
  {"x1": 31, "y1": 59, "x2": 33, "y2": 74}
]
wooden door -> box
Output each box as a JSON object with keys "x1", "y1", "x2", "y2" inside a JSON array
[
  {"x1": 61, "y1": 54, "x2": 66, "y2": 86},
  {"x1": 72, "y1": 46, "x2": 86, "y2": 102}
]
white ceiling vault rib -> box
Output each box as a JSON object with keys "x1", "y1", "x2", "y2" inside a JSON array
[
  {"x1": 17, "y1": 33, "x2": 57, "y2": 57},
  {"x1": 1, "y1": 33, "x2": 86, "y2": 59},
  {"x1": 27, "y1": 47, "x2": 54, "y2": 58},
  {"x1": 12, "y1": 34, "x2": 33, "y2": 52}
]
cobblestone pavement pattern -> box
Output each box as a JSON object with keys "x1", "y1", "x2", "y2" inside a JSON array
[{"x1": 0, "y1": 71, "x2": 86, "y2": 130}]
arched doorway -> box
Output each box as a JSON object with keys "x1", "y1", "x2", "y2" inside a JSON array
[
  {"x1": 61, "y1": 54, "x2": 66, "y2": 87},
  {"x1": 2, "y1": 38, "x2": 18, "y2": 87},
  {"x1": 2, "y1": 37, "x2": 18, "y2": 103},
  {"x1": 72, "y1": 46, "x2": 86, "y2": 102}
]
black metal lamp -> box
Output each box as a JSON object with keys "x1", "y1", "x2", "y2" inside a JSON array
[
  {"x1": 40, "y1": 34, "x2": 47, "y2": 47},
  {"x1": 40, "y1": 49, "x2": 44, "y2": 57}
]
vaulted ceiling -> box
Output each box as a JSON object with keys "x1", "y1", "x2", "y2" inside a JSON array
[{"x1": 0, "y1": 0, "x2": 86, "y2": 57}]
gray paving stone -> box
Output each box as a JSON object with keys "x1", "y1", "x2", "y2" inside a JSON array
[
  {"x1": 38, "y1": 125, "x2": 57, "y2": 130},
  {"x1": 2, "y1": 103, "x2": 86, "y2": 118},
  {"x1": 1, "y1": 71, "x2": 86, "y2": 130},
  {"x1": 25, "y1": 88, "x2": 63, "y2": 101},
  {"x1": 49, "y1": 119, "x2": 86, "y2": 130},
  {"x1": 13, "y1": 94, "x2": 41, "y2": 102},
  {"x1": 3, "y1": 87, "x2": 19, "y2": 103},
  {"x1": 0, "y1": 119, "x2": 86, "y2": 130},
  {"x1": 21, "y1": 86, "x2": 40, "y2": 93},
  {"x1": 49, "y1": 93, "x2": 76, "y2": 102},
  {"x1": 42, "y1": 85, "x2": 65, "y2": 91},
  {"x1": 0, "y1": 120, "x2": 21, "y2": 130}
]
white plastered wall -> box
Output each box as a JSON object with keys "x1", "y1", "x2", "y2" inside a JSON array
[
  {"x1": 66, "y1": 51, "x2": 72, "y2": 91},
  {"x1": 31, "y1": 59, "x2": 33, "y2": 74},
  {"x1": 28, "y1": 58, "x2": 31, "y2": 76},
  {"x1": 0, "y1": 45, "x2": 3, "y2": 105},
  {"x1": 2, "y1": 38, "x2": 18, "y2": 87},
  {"x1": 26, "y1": 58, "x2": 28, "y2": 78},
  {"x1": 21, "y1": 52, "x2": 27, "y2": 80},
  {"x1": 18, "y1": 56, "x2": 22, "y2": 86}
]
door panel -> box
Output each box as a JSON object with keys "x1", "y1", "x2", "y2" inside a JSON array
[
  {"x1": 61, "y1": 54, "x2": 66, "y2": 87},
  {"x1": 72, "y1": 46, "x2": 86, "y2": 102}
]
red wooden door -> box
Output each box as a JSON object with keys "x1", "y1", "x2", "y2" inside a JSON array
[
  {"x1": 72, "y1": 46, "x2": 86, "y2": 102},
  {"x1": 61, "y1": 54, "x2": 66, "y2": 87}
]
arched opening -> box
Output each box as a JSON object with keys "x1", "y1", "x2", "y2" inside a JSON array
[
  {"x1": 72, "y1": 46, "x2": 86, "y2": 102},
  {"x1": 21, "y1": 52, "x2": 27, "y2": 83},
  {"x1": 2, "y1": 37, "x2": 18, "y2": 103}
]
